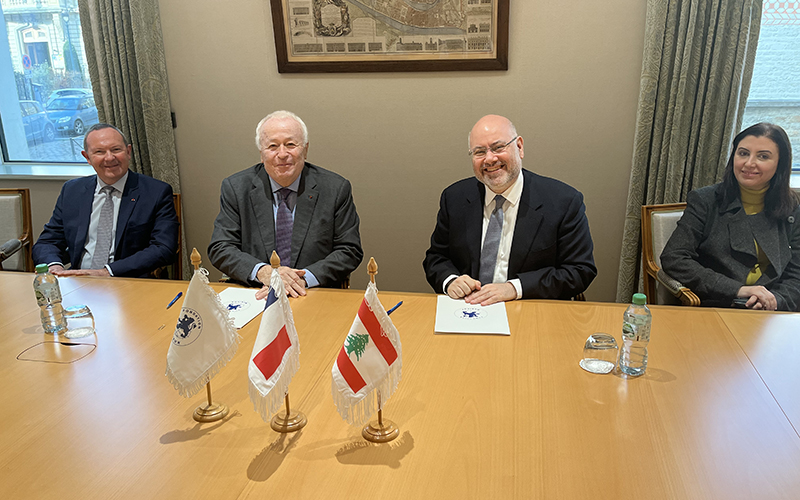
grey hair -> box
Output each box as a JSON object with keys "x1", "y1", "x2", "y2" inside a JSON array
[
  {"x1": 83, "y1": 123, "x2": 129, "y2": 151},
  {"x1": 467, "y1": 118, "x2": 518, "y2": 149},
  {"x1": 254, "y1": 110, "x2": 309, "y2": 150}
]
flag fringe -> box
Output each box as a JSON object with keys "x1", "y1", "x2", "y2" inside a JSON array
[
  {"x1": 331, "y1": 360, "x2": 402, "y2": 425},
  {"x1": 249, "y1": 345, "x2": 299, "y2": 421},
  {"x1": 165, "y1": 268, "x2": 241, "y2": 398}
]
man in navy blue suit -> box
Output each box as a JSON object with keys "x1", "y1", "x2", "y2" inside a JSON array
[
  {"x1": 32, "y1": 123, "x2": 178, "y2": 278},
  {"x1": 423, "y1": 115, "x2": 596, "y2": 305}
]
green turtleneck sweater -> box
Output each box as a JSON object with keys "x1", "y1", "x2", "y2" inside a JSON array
[{"x1": 740, "y1": 185, "x2": 769, "y2": 285}]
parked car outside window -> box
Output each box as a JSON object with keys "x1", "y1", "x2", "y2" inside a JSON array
[
  {"x1": 20, "y1": 100, "x2": 55, "y2": 145},
  {"x1": 46, "y1": 88, "x2": 93, "y2": 107},
  {"x1": 46, "y1": 96, "x2": 99, "y2": 136}
]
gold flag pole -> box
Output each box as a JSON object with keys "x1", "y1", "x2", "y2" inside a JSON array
[
  {"x1": 189, "y1": 248, "x2": 230, "y2": 423},
  {"x1": 362, "y1": 257, "x2": 399, "y2": 443},
  {"x1": 268, "y1": 250, "x2": 307, "y2": 433}
]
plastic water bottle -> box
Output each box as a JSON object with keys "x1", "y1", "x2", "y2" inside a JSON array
[
  {"x1": 33, "y1": 264, "x2": 67, "y2": 334},
  {"x1": 618, "y1": 293, "x2": 651, "y2": 376}
]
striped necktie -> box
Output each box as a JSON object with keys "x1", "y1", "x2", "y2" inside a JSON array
[
  {"x1": 90, "y1": 185, "x2": 115, "y2": 269},
  {"x1": 479, "y1": 195, "x2": 505, "y2": 284}
]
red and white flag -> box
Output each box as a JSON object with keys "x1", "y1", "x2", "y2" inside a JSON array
[
  {"x1": 332, "y1": 282, "x2": 402, "y2": 424},
  {"x1": 166, "y1": 269, "x2": 240, "y2": 397},
  {"x1": 248, "y1": 267, "x2": 300, "y2": 421}
]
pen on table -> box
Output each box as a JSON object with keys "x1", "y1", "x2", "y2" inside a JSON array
[
  {"x1": 387, "y1": 301, "x2": 403, "y2": 315},
  {"x1": 166, "y1": 292, "x2": 183, "y2": 309}
]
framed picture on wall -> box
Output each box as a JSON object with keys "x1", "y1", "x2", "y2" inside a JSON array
[{"x1": 269, "y1": 0, "x2": 509, "y2": 73}]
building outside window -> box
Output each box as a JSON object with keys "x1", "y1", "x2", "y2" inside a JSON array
[
  {"x1": 742, "y1": 1, "x2": 800, "y2": 171},
  {"x1": 0, "y1": 0, "x2": 96, "y2": 168}
]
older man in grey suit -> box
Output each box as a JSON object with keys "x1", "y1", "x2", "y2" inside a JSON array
[{"x1": 208, "y1": 110, "x2": 363, "y2": 297}]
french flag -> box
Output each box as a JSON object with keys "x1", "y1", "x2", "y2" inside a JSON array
[{"x1": 248, "y1": 268, "x2": 300, "y2": 421}]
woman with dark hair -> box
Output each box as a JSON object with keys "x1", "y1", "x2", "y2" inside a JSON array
[{"x1": 661, "y1": 122, "x2": 800, "y2": 311}]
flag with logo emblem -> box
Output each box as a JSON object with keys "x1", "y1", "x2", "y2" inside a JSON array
[
  {"x1": 248, "y1": 267, "x2": 300, "y2": 421},
  {"x1": 166, "y1": 268, "x2": 240, "y2": 397},
  {"x1": 331, "y1": 281, "x2": 402, "y2": 424}
]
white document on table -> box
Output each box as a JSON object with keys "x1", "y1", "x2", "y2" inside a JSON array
[
  {"x1": 217, "y1": 287, "x2": 265, "y2": 329},
  {"x1": 434, "y1": 295, "x2": 511, "y2": 335}
]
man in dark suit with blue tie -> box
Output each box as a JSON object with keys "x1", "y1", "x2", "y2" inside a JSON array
[
  {"x1": 32, "y1": 123, "x2": 179, "y2": 278},
  {"x1": 423, "y1": 115, "x2": 596, "y2": 305},
  {"x1": 208, "y1": 110, "x2": 363, "y2": 299}
]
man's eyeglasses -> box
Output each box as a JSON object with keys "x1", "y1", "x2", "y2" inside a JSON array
[{"x1": 468, "y1": 136, "x2": 519, "y2": 158}]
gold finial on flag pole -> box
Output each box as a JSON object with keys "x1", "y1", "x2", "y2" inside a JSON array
[
  {"x1": 362, "y1": 257, "x2": 399, "y2": 443},
  {"x1": 267, "y1": 250, "x2": 307, "y2": 433},
  {"x1": 188, "y1": 247, "x2": 230, "y2": 423},
  {"x1": 368, "y1": 257, "x2": 377, "y2": 284}
]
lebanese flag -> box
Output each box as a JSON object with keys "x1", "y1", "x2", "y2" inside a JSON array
[
  {"x1": 248, "y1": 267, "x2": 300, "y2": 421},
  {"x1": 331, "y1": 281, "x2": 402, "y2": 424}
]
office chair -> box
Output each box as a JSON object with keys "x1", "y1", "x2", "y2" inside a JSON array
[
  {"x1": 641, "y1": 203, "x2": 700, "y2": 306},
  {"x1": 0, "y1": 188, "x2": 34, "y2": 272}
]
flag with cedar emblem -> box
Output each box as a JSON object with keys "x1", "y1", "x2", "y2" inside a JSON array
[
  {"x1": 248, "y1": 267, "x2": 300, "y2": 421},
  {"x1": 331, "y1": 281, "x2": 402, "y2": 424},
  {"x1": 166, "y1": 268, "x2": 240, "y2": 397}
]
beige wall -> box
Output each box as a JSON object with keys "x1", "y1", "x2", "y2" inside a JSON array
[{"x1": 5, "y1": 1, "x2": 648, "y2": 302}]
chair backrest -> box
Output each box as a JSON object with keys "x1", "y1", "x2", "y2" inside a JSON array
[
  {"x1": 172, "y1": 193, "x2": 182, "y2": 280},
  {"x1": 0, "y1": 188, "x2": 33, "y2": 272},
  {"x1": 641, "y1": 203, "x2": 686, "y2": 305},
  {"x1": 150, "y1": 192, "x2": 182, "y2": 280}
]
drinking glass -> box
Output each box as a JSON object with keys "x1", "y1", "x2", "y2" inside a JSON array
[
  {"x1": 63, "y1": 305, "x2": 95, "y2": 339},
  {"x1": 579, "y1": 333, "x2": 618, "y2": 374}
]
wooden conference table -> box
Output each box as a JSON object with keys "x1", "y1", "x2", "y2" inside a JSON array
[{"x1": 2, "y1": 272, "x2": 800, "y2": 499}]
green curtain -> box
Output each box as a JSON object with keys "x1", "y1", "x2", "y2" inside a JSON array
[
  {"x1": 78, "y1": 0, "x2": 187, "y2": 279},
  {"x1": 615, "y1": 0, "x2": 762, "y2": 303}
]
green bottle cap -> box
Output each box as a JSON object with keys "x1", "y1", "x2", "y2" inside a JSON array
[
  {"x1": 35, "y1": 264, "x2": 49, "y2": 274},
  {"x1": 632, "y1": 293, "x2": 647, "y2": 305}
]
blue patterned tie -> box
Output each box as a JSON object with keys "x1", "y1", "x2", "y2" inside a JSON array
[
  {"x1": 90, "y1": 185, "x2": 115, "y2": 269},
  {"x1": 479, "y1": 195, "x2": 505, "y2": 284},
  {"x1": 275, "y1": 188, "x2": 293, "y2": 266}
]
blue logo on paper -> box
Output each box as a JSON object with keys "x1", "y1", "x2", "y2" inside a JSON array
[
  {"x1": 226, "y1": 300, "x2": 249, "y2": 311},
  {"x1": 173, "y1": 308, "x2": 203, "y2": 346},
  {"x1": 455, "y1": 308, "x2": 485, "y2": 320}
]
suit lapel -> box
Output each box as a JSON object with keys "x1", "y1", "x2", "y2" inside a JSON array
[
  {"x1": 748, "y1": 212, "x2": 786, "y2": 277},
  {"x1": 465, "y1": 180, "x2": 484, "y2": 279},
  {"x1": 115, "y1": 172, "x2": 139, "y2": 252},
  {"x1": 292, "y1": 165, "x2": 317, "y2": 267},
  {"x1": 73, "y1": 177, "x2": 96, "y2": 259},
  {"x1": 251, "y1": 166, "x2": 276, "y2": 263},
  {"x1": 508, "y1": 171, "x2": 543, "y2": 274}
]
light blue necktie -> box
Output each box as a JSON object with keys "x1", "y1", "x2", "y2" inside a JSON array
[{"x1": 479, "y1": 195, "x2": 505, "y2": 284}]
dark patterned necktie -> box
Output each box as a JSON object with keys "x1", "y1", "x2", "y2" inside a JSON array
[
  {"x1": 275, "y1": 188, "x2": 293, "y2": 266},
  {"x1": 479, "y1": 195, "x2": 505, "y2": 284},
  {"x1": 90, "y1": 185, "x2": 115, "y2": 269}
]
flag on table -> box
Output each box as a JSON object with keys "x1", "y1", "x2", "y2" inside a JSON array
[
  {"x1": 248, "y1": 267, "x2": 301, "y2": 421},
  {"x1": 166, "y1": 268, "x2": 240, "y2": 397},
  {"x1": 332, "y1": 281, "x2": 402, "y2": 424}
]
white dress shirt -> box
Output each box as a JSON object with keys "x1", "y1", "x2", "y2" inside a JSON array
[
  {"x1": 79, "y1": 172, "x2": 128, "y2": 274},
  {"x1": 443, "y1": 171, "x2": 525, "y2": 299}
]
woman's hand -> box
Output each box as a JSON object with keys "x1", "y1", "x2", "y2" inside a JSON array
[{"x1": 737, "y1": 285, "x2": 778, "y2": 311}]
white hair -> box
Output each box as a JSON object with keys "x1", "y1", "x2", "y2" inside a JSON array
[{"x1": 254, "y1": 110, "x2": 309, "y2": 150}]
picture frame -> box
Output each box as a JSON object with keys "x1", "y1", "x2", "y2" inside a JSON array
[{"x1": 269, "y1": 0, "x2": 509, "y2": 73}]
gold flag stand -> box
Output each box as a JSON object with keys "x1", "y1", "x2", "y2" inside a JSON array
[
  {"x1": 268, "y1": 251, "x2": 307, "y2": 433},
  {"x1": 188, "y1": 248, "x2": 230, "y2": 423},
  {"x1": 362, "y1": 257, "x2": 399, "y2": 443}
]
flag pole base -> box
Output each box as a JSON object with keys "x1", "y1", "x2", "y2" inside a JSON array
[
  {"x1": 362, "y1": 419, "x2": 399, "y2": 443},
  {"x1": 193, "y1": 402, "x2": 229, "y2": 423},
  {"x1": 271, "y1": 410, "x2": 307, "y2": 433}
]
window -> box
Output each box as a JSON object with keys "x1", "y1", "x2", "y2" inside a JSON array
[
  {"x1": 0, "y1": 0, "x2": 96, "y2": 172},
  {"x1": 742, "y1": 2, "x2": 800, "y2": 174}
]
